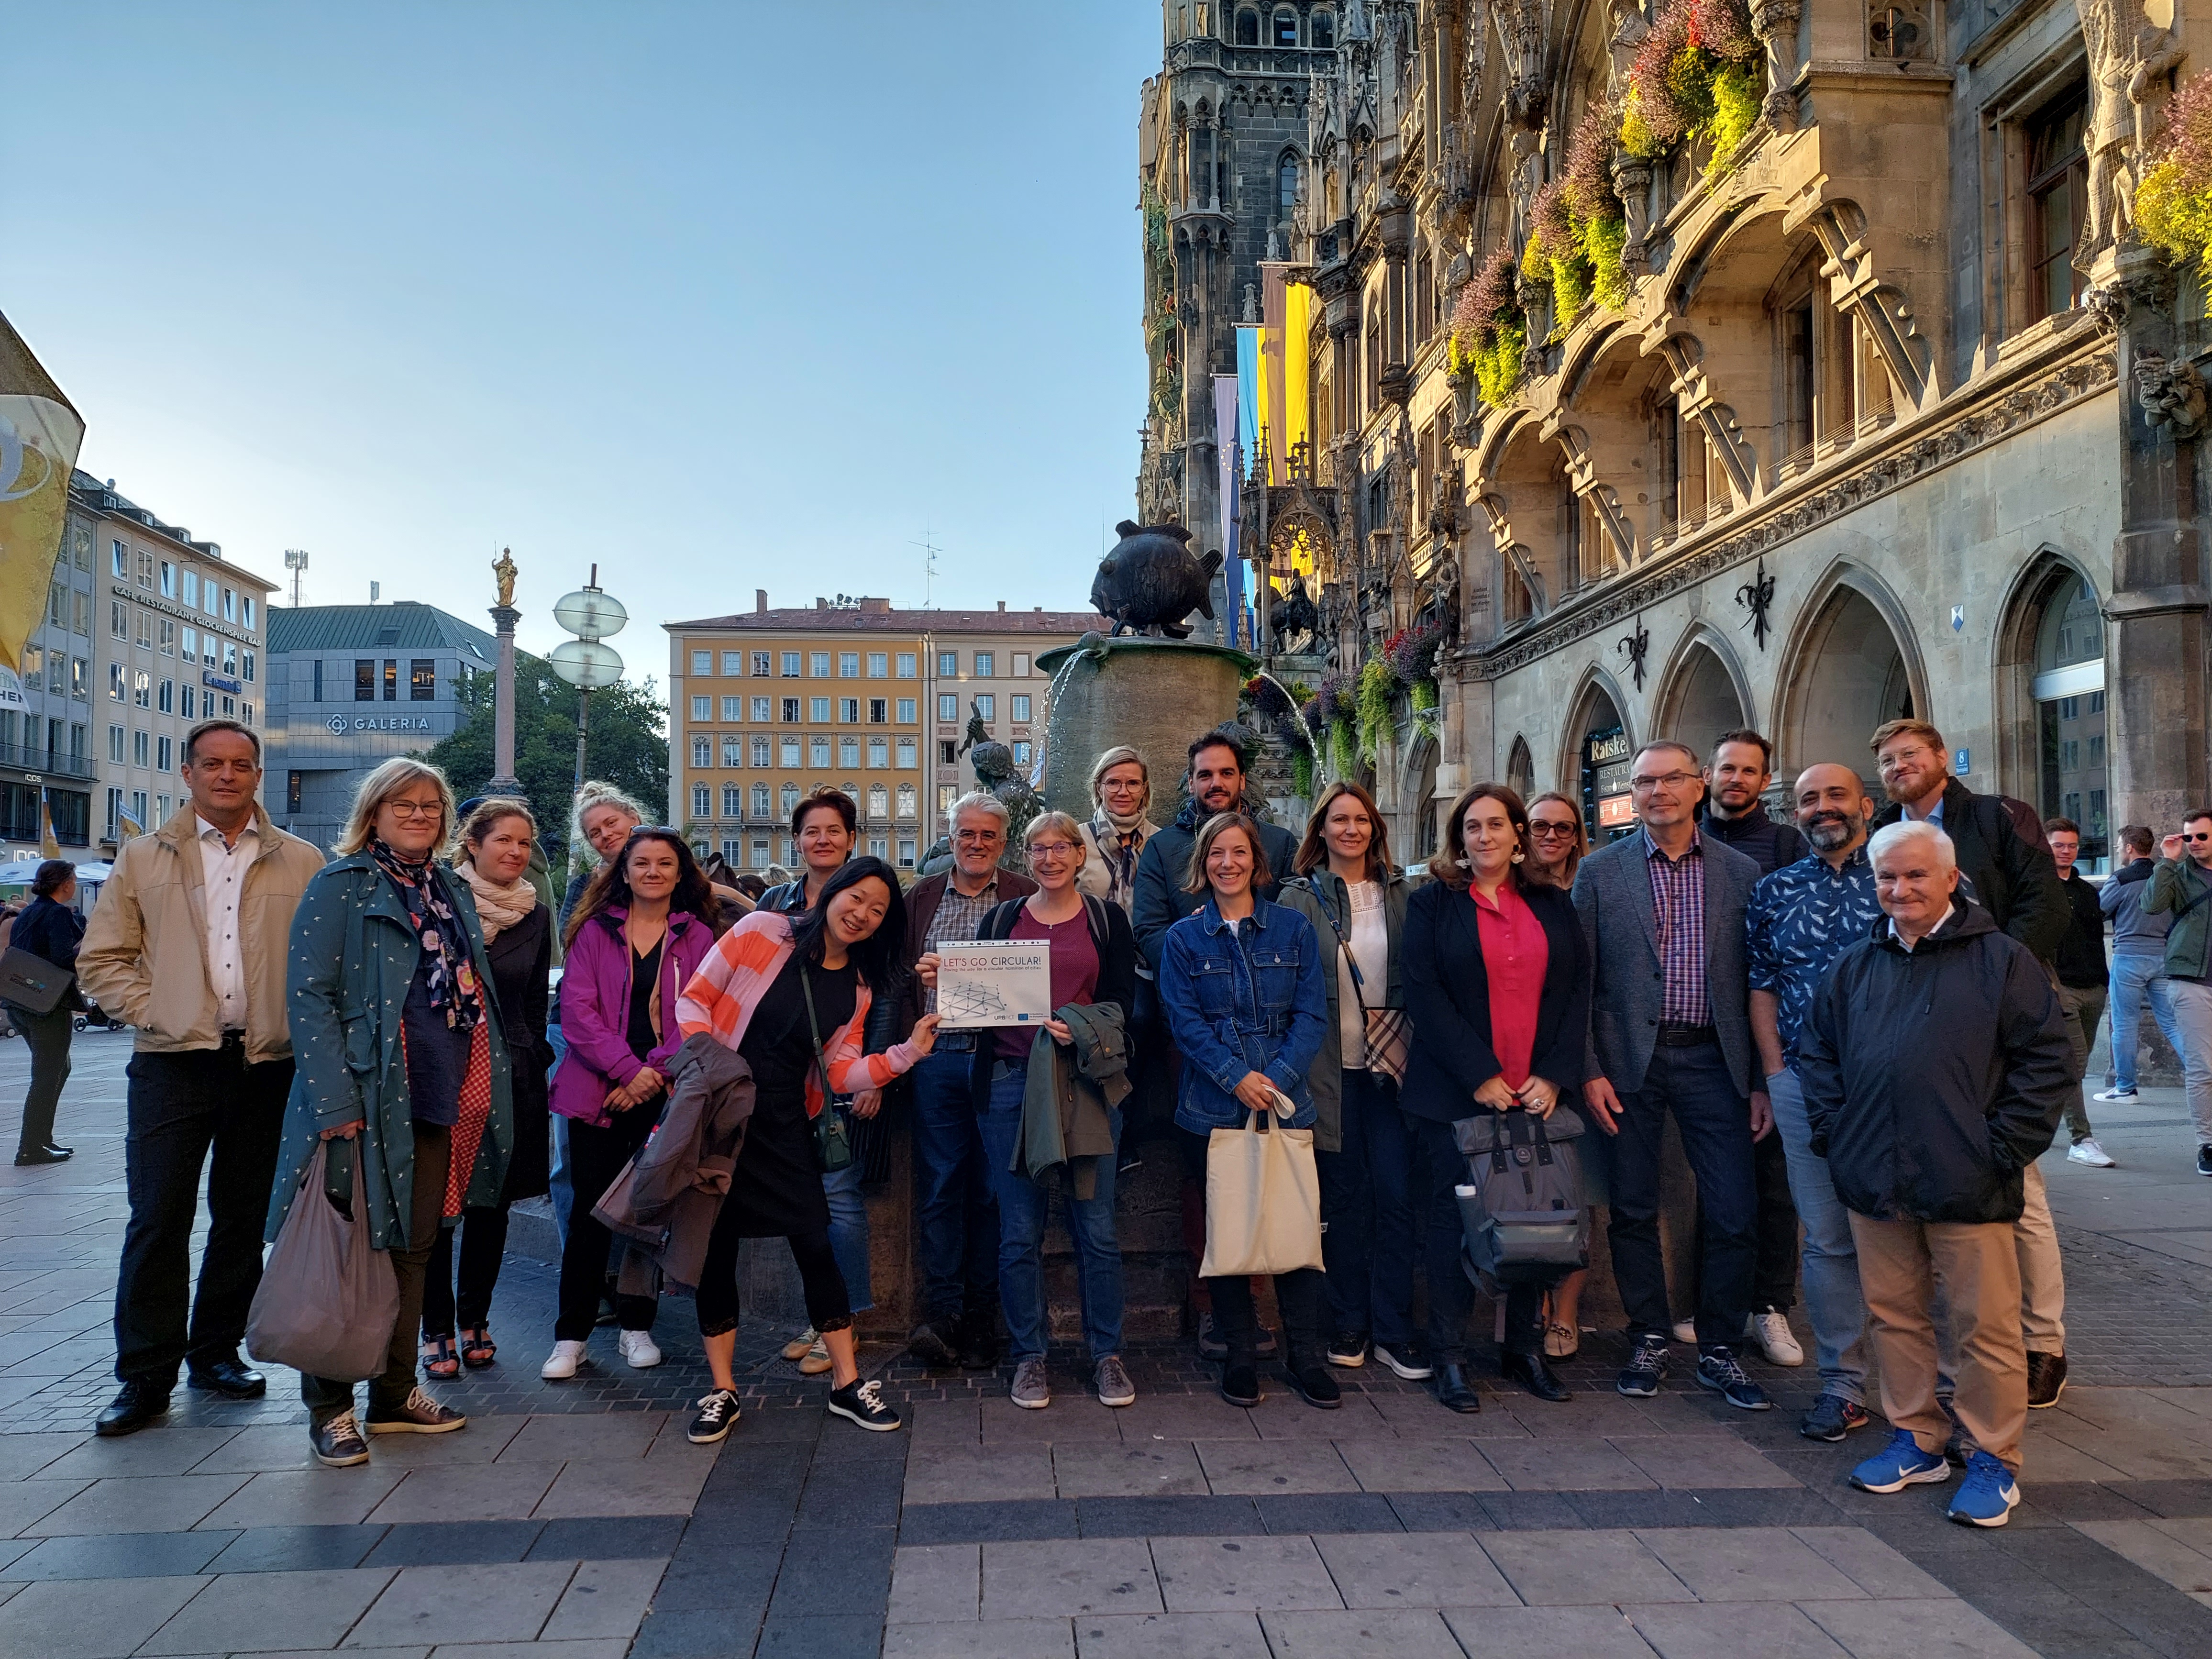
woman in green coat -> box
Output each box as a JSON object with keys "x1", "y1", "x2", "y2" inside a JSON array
[{"x1": 266, "y1": 758, "x2": 513, "y2": 1469}]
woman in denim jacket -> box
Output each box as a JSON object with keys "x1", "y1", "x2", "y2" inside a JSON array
[{"x1": 1157, "y1": 812, "x2": 1332, "y2": 1409}]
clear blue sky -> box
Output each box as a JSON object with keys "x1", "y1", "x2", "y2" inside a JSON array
[{"x1": 2, "y1": 3, "x2": 1160, "y2": 661}]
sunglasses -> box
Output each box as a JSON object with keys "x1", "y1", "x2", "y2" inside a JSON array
[
  {"x1": 2187, "y1": 833, "x2": 2212, "y2": 844},
  {"x1": 1528, "y1": 823, "x2": 1578, "y2": 838}
]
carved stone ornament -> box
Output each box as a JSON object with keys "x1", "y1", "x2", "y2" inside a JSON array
[{"x1": 2133, "y1": 351, "x2": 2209, "y2": 441}]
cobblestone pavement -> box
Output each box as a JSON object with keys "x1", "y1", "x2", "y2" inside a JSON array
[{"x1": 3, "y1": 1030, "x2": 2210, "y2": 1657}]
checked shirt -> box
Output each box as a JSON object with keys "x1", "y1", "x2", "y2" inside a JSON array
[{"x1": 1643, "y1": 827, "x2": 1711, "y2": 1028}]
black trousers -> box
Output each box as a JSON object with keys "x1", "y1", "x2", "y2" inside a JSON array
[
  {"x1": 421, "y1": 1204, "x2": 512, "y2": 1338},
  {"x1": 1182, "y1": 1127, "x2": 1327, "y2": 1365},
  {"x1": 113, "y1": 1044, "x2": 290, "y2": 1388},
  {"x1": 554, "y1": 1106, "x2": 660, "y2": 1340},
  {"x1": 1408, "y1": 1113, "x2": 1556, "y2": 1365},
  {"x1": 7, "y1": 1001, "x2": 74, "y2": 1154},
  {"x1": 695, "y1": 1203, "x2": 852, "y2": 1340},
  {"x1": 1686, "y1": 1122, "x2": 1800, "y2": 1317}
]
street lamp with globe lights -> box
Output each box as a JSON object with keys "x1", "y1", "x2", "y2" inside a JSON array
[{"x1": 549, "y1": 565, "x2": 627, "y2": 884}]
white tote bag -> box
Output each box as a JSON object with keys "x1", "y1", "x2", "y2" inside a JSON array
[{"x1": 1199, "y1": 1098, "x2": 1324, "y2": 1278}]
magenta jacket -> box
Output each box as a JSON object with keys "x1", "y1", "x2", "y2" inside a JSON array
[{"x1": 551, "y1": 907, "x2": 718, "y2": 1127}]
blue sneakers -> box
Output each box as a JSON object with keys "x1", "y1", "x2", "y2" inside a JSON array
[
  {"x1": 1849, "y1": 1429, "x2": 1952, "y2": 1493},
  {"x1": 1946, "y1": 1450, "x2": 2021, "y2": 1527}
]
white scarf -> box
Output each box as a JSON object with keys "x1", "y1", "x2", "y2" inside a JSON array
[{"x1": 457, "y1": 859, "x2": 537, "y2": 942}]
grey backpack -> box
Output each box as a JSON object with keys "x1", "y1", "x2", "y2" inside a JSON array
[{"x1": 1452, "y1": 1108, "x2": 1590, "y2": 1291}]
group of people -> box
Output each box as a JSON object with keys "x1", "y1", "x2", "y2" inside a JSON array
[{"x1": 1, "y1": 701, "x2": 2160, "y2": 1530}]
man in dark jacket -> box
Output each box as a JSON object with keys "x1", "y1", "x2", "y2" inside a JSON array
[
  {"x1": 1869, "y1": 717, "x2": 2072, "y2": 1407},
  {"x1": 2044, "y1": 817, "x2": 2113, "y2": 1167},
  {"x1": 1696, "y1": 729, "x2": 1805, "y2": 1368},
  {"x1": 1799, "y1": 820, "x2": 2071, "y2": 1528}
]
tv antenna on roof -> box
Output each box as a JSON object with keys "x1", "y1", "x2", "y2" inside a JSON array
[{"x1": 908, "y1": 530, "x2": 941, "y2": 609}]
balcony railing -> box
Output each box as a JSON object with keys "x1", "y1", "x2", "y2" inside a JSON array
[{"x1": 0, "y1": 743, "x2": 95, "y2": 779}]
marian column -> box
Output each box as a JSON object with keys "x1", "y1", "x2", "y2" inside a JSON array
[{"x1": 488, "y1": 548, "x2": 522, "y2": 795}]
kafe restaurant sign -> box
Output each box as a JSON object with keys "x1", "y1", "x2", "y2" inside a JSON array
[{"x1": 327, "y1": 715, "x2": 435, "y2": 734}]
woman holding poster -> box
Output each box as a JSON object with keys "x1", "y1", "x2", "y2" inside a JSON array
[{"x1": 921, "y1": 812, "x2": 1139, "y2": 1412}]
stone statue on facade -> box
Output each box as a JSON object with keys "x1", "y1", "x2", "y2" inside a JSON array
[
  {"x1": 2134, "y1": 351, "x2": 2208, "y2": 442},
  {"x1": 2072, "y1": 0, "x2": 2183, "y2": 269},
  {"x1": 492, "y1": 547, "x2": 518, "y2": 609}
]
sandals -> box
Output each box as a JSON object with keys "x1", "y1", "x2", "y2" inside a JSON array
[
  {"x1": 461, "y1": 1328, "x2": 497, "y2": 1369},
  {"x1": 1543, "y1": 1323, "x2": 1580, "y2": 1360},
  {"x1": 420, "y1": 1335, "x2": 461, "y2": 1380}
]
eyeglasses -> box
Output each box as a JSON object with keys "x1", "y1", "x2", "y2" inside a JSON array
[
  {"x1": 1629, "y1": 772, "x2": 1697, "y2": 793},
  {"x1": 1029, "y1": 841, "x2": 1078, "y2": 857},
  {"x1": 384, "y1": 801, "x2": 444, "y2": 820},
  {"x1": 1528, "y1": 823, "x2": 1578, "y2": 839},
  {"x1": 954, "y1": 829, "x2": 1004, "y2": 845}
]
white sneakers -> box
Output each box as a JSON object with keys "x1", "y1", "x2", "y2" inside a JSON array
[
  {"x1": 2067, "y1": 1139, "x2": 2117, "y2": 1168},
  {"x1": 2091, "y1": 1086, "x2": 2137, "y2": 1103},
  {"x1": 1747, "y1": 1310, "x2": 1805, "y2": 1367},
  {"x1": 618, "y1": 1330, "x2": 664, "y2": 1370},
  {"x1": 540, "y1": 1339, "x2": 588, "y2": 1380},
  {"x1": 543, "y1": 1332, "x2": 661, "y2": 1376}
]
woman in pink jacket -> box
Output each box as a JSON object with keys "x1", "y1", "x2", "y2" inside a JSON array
[{"x1": 542, "y1": 829, "x2": 723, "y2": 1380}]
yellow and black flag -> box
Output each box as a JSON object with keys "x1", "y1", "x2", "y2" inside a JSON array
[{"x1": 0, "y1": 310, "x2": 84, "y2": 716}]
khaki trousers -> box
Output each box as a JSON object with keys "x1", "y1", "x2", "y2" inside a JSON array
[
  {"x1": 2014, "y1": 1162, "x2": 2064, "y2": 1350},
  {"x1": 1850, "y1": 1209, "x2": 2027, "y2": 1472}
]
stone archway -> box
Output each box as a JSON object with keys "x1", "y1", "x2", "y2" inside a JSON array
[
  {"x1": 1776, "y1": 570, "x2": 1924, "y2": 782},
  {"x1": 1506, "y1": 733, "x2": 1535, "y2": 797},
  {"x1": 1653, "y1": 628, "x2": 1754, "y2": 761},
  {"x1": 1560, "y1": 669, "x2": 1635, "y2": 843}
]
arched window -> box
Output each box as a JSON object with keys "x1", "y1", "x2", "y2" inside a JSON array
[
  {"x1": 1277, "y1": 151, "x2": 1300, "y2": 224},
  {"x1": 1235, "y1": 6, "x2": 1260, "y2": 44},
  {"x1": 1272, "y1": 6, "x2": 1299, "y2": 45},
  {"x1": 1311, "y1": 10, "x2": 1335, "y2": 48}
]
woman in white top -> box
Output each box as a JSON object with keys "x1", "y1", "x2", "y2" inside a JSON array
[{"x1": 1278, "y1": 782, "x2": 1419, "y2": 1380}]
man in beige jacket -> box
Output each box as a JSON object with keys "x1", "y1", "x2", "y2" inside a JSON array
[{"x1": 78, "y1": 720, "x2": 324, "y2": 1436}]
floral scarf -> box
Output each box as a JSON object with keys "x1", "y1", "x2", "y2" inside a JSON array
[{"x1": 369, "y1": 837, "x2": 485, "y2": 1030}]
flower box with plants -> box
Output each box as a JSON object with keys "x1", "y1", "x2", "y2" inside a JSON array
[
  {"x1": 1450, "y1": 244, "x2": 1527, "y2": 409},
  {"x1": 1620, "y1": 0, "x2": 1764, "y2": 181},
  {"x1": 1522, "y1": 108, "x2": 1634, "y2": 337}
]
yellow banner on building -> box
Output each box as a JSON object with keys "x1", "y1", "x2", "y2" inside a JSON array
[{"x1": 0, "y1": 311, "x2": 84, "y2": 691}]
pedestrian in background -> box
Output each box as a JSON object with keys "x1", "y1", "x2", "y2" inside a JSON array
[
  {"x1": 1574, "y1": 741, "x2": 1771, "y2": 1411},
  {"x1": 2044, "y1": 817, "x2": 2115, "y2": 1168},
  {"x1": 948, "y1": 812, "x2": 1138, "y2": 1410},
  {"x1": 80, "y1": 720, "x2": 324, "y2": 1438},
  {"x1": 678, "y1": 856, "x2": 937, "y2": 1438},
  {"x1": 1800, "y1": 820, "x2": 2071, "y2": 1528},
  {"x1": 2146, "y1": 811, "x2": 2212, "y2": 1177},
  {"x1": 1871, "y1": 718, "x2": 2072, "y2": 1408},
  {"x1": 895, "y1": 792, "x2": 1032, "y2": 1372},
  {"x1": 7, "y1": 861, "x2": 84, "y2": 1166},
  {"x1": 273, "y1": 757, "x2": 513, "y2": 1468},
  {"x1": 1401, "y1": 783, "x2": 1590, "y2": 1410},
  {"x1": 1158, "y1": 812, "x2": 1333, "y2": 1409},
  {"x1": 1521, "y1": 790, "x2": 1593, "y2": 1357},
  {"x1": 543, "y1": 828, "x2": 722, "y2": 1380},
  {"x1": 1746, "y1": 762, "x2": 1885, "y2": 1443},
  {"x1": 756, "y1": 785, "x2": 880, "y2": 1374},
  {"x1": 2097, "y1": 824, "x2": 2184, "y2": 1105},
  {"x1": 420, "y1": 799, "x2": 554, "y2": 1376},
  {"x1": 1277, "y1": 782, "x2": 1417, "y2": 1380}
]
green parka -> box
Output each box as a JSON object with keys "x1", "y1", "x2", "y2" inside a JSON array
[{"x1": 265, "y1": 853, "x2": 514, "y2": 1250}]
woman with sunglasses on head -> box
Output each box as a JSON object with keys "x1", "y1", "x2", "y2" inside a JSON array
[
  {"x1": 1157, "y1": 813, "x2": 1334, "y2": 1409},
  {"x1": 1277, "y1": 782, "x2": 1421, "y2": 1381},
  {"x1": 419, "y1": 798, "x2": 554, "y2": 1379},
  {"x1": 1518, "y1": 791, "x2": 1598, "y2": 1358},
  {"x1": 543, "y1": 828, "x2": 724, "y2": 1381},
  {"x1": 927, "y1": 812, "x2": 1139, "y2": 1411},
  {"x1": 1401, "y1": 783, "x2": 1592, "y2": 1412},
  {"x1": 677, "y1": 856, "x2": 940, "y2": 1439}
]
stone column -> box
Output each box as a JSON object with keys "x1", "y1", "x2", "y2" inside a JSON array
[
  {"x1": 487, "y1": 602, "x2": 522, "y2": 794},
  {"x1": 1750, "y1": 0, "x2": 1803, "y2": 133}
]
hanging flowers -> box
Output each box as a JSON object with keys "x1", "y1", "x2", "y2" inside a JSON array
[
  {"x1": 1451, "y1": 245, "x2": 1527, "y2": 408},
  {"x1": 1522, "y1": 107, "x2": 1634, "y2": 334},
  {"x1": 1622, "y1": 0, "x2": 1763, "y2": 178},
  {"x1": 2137, "y1": 71, "x2": 2212, "y2": 296}
]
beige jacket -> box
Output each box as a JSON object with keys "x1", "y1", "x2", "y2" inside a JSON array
[{"x1": 78, "y1": 802, "x2": 325, "y2": 1063}]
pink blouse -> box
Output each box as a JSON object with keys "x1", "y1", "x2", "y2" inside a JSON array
[{"x1": 1470, "y1": 882, "x2": 1549, "y2": 1088}]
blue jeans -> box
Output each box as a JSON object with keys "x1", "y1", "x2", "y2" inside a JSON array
[
  {"x1": 1766, "y1": 1066, "x2": 1869, "y2": 1405},
  {"x1": 977, "y1": 1066, "x2": 1125, "y2": 1361},
  {"x1": 1316, "y1": 1068, "x2": 1419, "y2": 1348},
  {"x1": 1607, "y1": 1036, "x2": 1757, "y2": 1349},
  {"x1": 910, "y1": 1047, "x2": 998, "y2": 1327},
  {"x1": 822, "y1": 1160, "x2": 873, "y2": 1315},
  {"x1": 2108, "y1": 952, "x2": 2181, "y2": 1095}
]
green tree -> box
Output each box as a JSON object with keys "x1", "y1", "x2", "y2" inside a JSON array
[{"x1": 426, "y1": 652, "x2": 667, "y2": 862}]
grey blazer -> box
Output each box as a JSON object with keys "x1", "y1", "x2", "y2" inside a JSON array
[{"x1": 1570, "y1": 829, "x2": 1761, "y2": 1098}]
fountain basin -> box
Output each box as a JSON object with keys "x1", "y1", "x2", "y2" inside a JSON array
[{"x1": 1035, "y1": 636, "x2": 1255, "y2": 818}]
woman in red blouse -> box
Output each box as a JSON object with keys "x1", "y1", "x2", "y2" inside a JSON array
[{"x1": 1400, "y1": 783, "x2": 1592, "y2": 1411}]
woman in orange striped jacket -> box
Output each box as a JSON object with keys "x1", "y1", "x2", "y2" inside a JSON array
[{"x1": 674, "y1": 855, "x2": 939, "y2": 1441}]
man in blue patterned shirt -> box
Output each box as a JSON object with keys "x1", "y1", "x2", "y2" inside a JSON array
[{"x1": 1745, "y1": 761, "x2": 1883, "y2": 1444}]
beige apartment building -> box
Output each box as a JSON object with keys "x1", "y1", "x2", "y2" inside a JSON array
[{"x1": 665, "y1": 596, "x2": 1104, "y2": 875}]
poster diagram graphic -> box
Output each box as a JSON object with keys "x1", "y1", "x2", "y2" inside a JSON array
[{"x1": 935, "y1": 940, "x2": 1052, "y2": 1031}]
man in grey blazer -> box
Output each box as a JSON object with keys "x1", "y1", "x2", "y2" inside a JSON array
[{"x1": 1573, "y1": 741, "x2": 1772, "y2": 1411}]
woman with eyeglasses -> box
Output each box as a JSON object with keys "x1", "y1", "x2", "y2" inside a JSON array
[
  {"x1": 925, "y1": 811, "x2": 1139, "y2": 1411},
  {"x1": 1157, "y1": 813, "x2": 1334, "y2": 1409},
  {"x1": 543, "y1": 829, "x2": 724, "y2": 1381},
  {"x1": 1518, "y1": 791, "x2": 1597, "y2": 1358},
  {"x1": 1277, "y1": 783, "x2": 1420, "y2": 1381},
  {"x1": 1401, "y1": 783, "x2": 1592, "y2": 1411},
  {"x1": 678, "y1": 856, "x2": 939, "y2": 1438}
]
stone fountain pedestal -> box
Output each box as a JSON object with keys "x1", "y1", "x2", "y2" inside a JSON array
[{"x1": 1035, "y1": 637, "x2": 1255, "y2": 818}]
